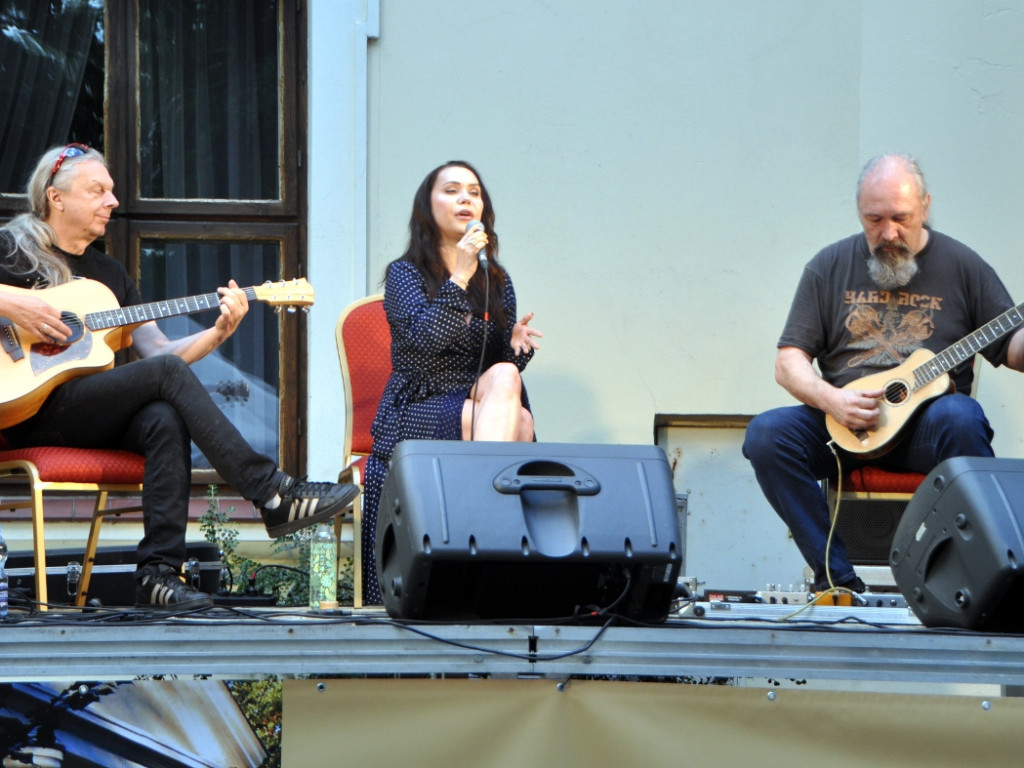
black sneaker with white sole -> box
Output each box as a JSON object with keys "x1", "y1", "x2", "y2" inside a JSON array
[
  {"x1": 259, "y1": 475, "x2": 360, "y2": 538},
  {"x1": 136, "y1": 567, "x2": 214, "y2": 611}
]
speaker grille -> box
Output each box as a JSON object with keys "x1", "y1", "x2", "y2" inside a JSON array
[{"x1": 834, "y1": 499, "x2": 908, "y2": 565}]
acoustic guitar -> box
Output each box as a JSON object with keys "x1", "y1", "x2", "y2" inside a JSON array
[
  {"x1": 0, "y1": 277, "x2": 314, "y2": 429},
  {"x1": 825, "y1": 300, "x2": 1024, "y2": 457}
]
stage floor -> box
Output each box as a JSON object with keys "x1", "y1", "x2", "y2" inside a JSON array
[{"x1": 3, "y1": 599, "x2": 1023, "y2": 689}]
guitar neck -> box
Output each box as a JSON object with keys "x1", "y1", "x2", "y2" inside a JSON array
[
  {"x1": 912, "y1": 301, "x2": 1024, "y2": 389},
  {"x1": 84, "y1": 287, "x2": 261, "y2": 330}
]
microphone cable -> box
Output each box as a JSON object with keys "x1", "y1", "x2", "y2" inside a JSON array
[{"x1": 469, "y1": 263, "x2": 490, "y2": 441}]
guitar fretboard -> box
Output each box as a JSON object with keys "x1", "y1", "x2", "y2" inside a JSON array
[
  {"x1": 912, "y1": 301, "x2": 1024, "y2": 390},
  {"x1": 85, "y1": 288, "x2": 260, "y2": 330}
]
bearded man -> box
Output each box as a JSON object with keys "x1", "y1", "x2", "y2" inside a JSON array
[{"x1": 742, "y1": 154, "x2": 1024, "y2": 593}]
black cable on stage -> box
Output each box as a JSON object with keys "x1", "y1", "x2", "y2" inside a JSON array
[{"x1": 469, "y1": 262, "x2": 490, "y2": 442}]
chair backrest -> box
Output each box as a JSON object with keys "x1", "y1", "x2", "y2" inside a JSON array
[{"x1": 335, "y1": 294, "x2": 391, "y2": 463}]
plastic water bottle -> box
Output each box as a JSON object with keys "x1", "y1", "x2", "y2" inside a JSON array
[
  {"x1": 0, "y1": 524, "x2": 9, "y2": 619},
  {"x1": 186, "y1": 557, "x2": 201, "y2": 589},
  {"x1": 308, "y1": 523, "x2": 337, "y2": 611},
  {"x1": 66, "y1": 561, "x2": 82, "y2": 599}
]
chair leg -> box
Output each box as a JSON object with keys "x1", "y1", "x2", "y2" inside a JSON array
[
  {"x1": 29, "y1": 483, "x2": 48, "y2": 611},
  {"x1": 333, "y1": 513, "x2": 344, "y2": 603},
  {"x1": 76, "y1": 491, "x2": 109, "y2": 608},
  {"x1": 352, "y1": 494, "x2": 363, "y2": 609}
]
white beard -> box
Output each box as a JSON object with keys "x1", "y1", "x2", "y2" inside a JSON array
[{"x1": 867, "y1": 248, "x2": 919, "y2": 290}]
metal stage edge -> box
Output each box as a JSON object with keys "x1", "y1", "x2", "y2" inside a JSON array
[{"x1": 3, "y1": 606, "x2": 1024, "y2": 686}]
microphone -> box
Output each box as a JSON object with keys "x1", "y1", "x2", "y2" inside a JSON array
[{"x1": 465, "y1": 220, "x2": 488, "y2": 268}]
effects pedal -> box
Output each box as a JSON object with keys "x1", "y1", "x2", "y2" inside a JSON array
[{"x1": 679, "y1": 581, "x2": 912, "y2": 621}]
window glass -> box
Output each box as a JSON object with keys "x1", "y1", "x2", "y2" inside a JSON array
[
  {"x1": 0, "y1": 0, "x2": 104, "y2": 194},
  {"x1": 137, "y1": 0, "x2": 281, "y2": 200},
  {"x1": 139, "y1": 239, "x2": 283, "y2": 468}
]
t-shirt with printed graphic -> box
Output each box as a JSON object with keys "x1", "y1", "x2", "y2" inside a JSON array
[{"x1": 778, "y1": 229, "x2": 1017, "y2": 393}]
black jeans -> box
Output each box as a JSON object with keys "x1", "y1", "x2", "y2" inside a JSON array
[{"x1": 8, "y1": 355, "x2": 279, "y2": 576}]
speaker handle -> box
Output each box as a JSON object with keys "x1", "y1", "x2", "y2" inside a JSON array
[{"x1": 492, "y1": 460, "x2": 602, "y2": 496}]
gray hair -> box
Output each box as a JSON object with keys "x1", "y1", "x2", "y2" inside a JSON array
[
  {"x1": 0, "y1": 144, "x2": 107, "y2": 286},
  {"x1": 856, "y1": 153, "x2": 928, "y2": 206}
]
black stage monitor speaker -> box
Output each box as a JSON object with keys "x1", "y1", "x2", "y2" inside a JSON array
[
  {"x1": 890, "y1": 457, "x2": 1024, "y2": 631},
  {"x1": 375, "y1": 441, "x2": 682, "y2": 622}
]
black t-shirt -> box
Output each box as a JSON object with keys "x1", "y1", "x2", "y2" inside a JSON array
[
  {"x1": 0, "y1": 231, "x2": 142, "y2": 445},
  {"x1": 0, "y1": 230, "x2": 141, "y2": 307},
  {"x1": 778, "y1": 229, "x2": 1016, "y2": 392}
]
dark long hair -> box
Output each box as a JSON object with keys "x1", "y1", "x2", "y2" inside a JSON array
[{"x1": 398, "y1": 160, "x2": 509, "y2": 328}]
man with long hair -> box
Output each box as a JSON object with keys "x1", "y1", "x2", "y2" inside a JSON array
[{"x1": 0, "y1": 144, "x2": 359, "y2": 610}]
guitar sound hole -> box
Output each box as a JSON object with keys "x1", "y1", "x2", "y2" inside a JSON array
[
  {"x1": 884, "y1": 381, "x2": 909, "y2": 405},
  {"x1": 59, "y1": 312, "x2": 85, "y2": 344}
]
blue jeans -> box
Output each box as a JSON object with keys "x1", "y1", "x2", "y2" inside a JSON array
[
  {"x1": 742, "y1": 394, "x2": 994, "y2": 586},
  {"x1": 7, "y1": 355, "x2": 280, "y2": 577}
]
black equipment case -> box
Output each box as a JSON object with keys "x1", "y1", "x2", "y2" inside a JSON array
[
  {"x1": 375, "y1": 440, "x2": 682, "y2": 622},
  {"x1": 6, "y1": 543, "x2": 221, "y2": 607}
]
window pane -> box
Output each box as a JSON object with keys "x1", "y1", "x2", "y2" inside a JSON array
[
  {"x1": 139, "y1": 239, "x2": 283, "y2": 469},
  {"x1": 137, "y1": 0, "x2": 281, "y2": 200},
  {"x1": 0, "y1": 0, "x2": 104, "y2": 193}
]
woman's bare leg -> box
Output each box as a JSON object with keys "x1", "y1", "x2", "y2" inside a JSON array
[{"x1": 461, "y1": 362, "x2": 533, "y2": 441}]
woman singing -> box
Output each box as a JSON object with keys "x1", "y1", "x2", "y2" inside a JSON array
[{"x1": 360, "y1": 160, "x2": 542, "y2": 603}]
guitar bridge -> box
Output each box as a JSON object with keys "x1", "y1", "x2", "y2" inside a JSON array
[{"x1": 0, "y1": 318, "x2": 25, "y2": 362}]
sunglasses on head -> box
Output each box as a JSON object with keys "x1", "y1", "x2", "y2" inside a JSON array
[{"x1": 47, "y1": 143, "x2": 91, "y2": 187}]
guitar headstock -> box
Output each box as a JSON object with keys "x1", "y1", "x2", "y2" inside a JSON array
[{"x1": 252, "y1": 278, "x2": 315, "y2": 310}]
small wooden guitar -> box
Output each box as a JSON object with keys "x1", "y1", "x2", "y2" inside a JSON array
[
  {"x1": 825, "y1": 300, "x2": 1024, "y2": 457},
  {"x1": 0, "y1": 277, "x2": 314, "y2": 429}
]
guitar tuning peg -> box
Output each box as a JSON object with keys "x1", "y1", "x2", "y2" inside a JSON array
[
  {"x1": 286, "y1": 306, "x2": 297, "y2": 314},
  {"x1": 301, "y1": 307, "x2": 310, "y2": 314},
  {"x1": 274, "y1": 306, "x2": 283, "y2": 315}
]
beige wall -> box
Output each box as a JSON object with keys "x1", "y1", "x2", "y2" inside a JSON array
[{"x1": 363, "y1": 1, "x2": 1024, "y2": 454}]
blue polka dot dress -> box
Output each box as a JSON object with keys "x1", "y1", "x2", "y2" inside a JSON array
[{"x1": 360, "y1": 259, "x2": 533, "y2": 604}]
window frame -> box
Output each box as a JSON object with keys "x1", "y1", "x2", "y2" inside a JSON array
[
  {"x1": 121, "y1": 220, "x2": 307, "y2": 481},
  {"x1": 0, "y1": 0, "x2": 309, "y2": 480},
  {"x1": 106, "y1": 0, "x2": 300, "y2": 217}
]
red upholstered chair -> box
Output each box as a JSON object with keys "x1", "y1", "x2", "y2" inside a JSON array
[
  {"x1": 0, "y1": 436, "x2": 145, "y2": 610},
  {"x1": 334, "y1": 294, "x2": 391, "y2": 607},
  {"x1": 838, "y1": 465, "x2": 926, "y2": 496}
]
